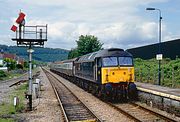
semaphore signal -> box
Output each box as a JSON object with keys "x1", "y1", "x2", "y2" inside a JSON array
[
  {"x1": 11, "y1": 12, "x2": 26, "y2": 32},
  {"x1": 11, "y1": 11, "x2": 47, "y2": 111}
]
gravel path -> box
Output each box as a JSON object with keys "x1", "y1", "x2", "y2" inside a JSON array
[
  {"x1": 50, "y1": 70, "x2": 133, "y2": 122},
  {"x1": 21, "y1": 68, "x2": 62, "y2": 122}
]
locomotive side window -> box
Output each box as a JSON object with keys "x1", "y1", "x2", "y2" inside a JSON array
[
  {"x1": 97, "y1": 58, "x2": 102, "y2": 67},
  {"x1": 118, "y1": 57, "x2": 133, "y2": 66},
  {"x1": 102, "y1": 57, "x2": 118, "y2": 67}
]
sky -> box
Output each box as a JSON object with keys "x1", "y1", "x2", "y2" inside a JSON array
[{"x1": 0, "y1": 0, "x2": 180, "y2": 50}]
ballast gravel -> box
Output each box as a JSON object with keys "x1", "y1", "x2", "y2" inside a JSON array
[
  {"x1": 51, "y1": 70, "x2": 133, "y2": 122},
  {"x1": 21, "y1": 68, "x2": 63, "y2": 122}
]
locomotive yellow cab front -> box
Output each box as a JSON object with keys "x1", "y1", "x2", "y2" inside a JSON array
[
  {"x1": 101, "y1": 56, "x2": 135, "y2": 84},
  {"x1": 101, "y1": 67, "x2": 135, "y2": 84}
]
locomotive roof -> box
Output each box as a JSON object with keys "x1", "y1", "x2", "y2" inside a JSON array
[{"x1": 76, "y1": 48, "x2": 132, "y2": 62}]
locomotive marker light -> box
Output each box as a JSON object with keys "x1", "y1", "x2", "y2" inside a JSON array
[
  {"x1": 146, "y1": 7, "x2": 162, "y2": 85},
  {"x1": 11, "y1": 11, "x2": 47, "y2": 111}
]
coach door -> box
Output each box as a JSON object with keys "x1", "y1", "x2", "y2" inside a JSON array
[{"x1": 96, "y1": 58, "x2": 102, "y2": 83}]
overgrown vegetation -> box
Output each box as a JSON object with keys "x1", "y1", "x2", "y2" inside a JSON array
[
  {"x1": 0, "y1": 58, "x2": 42, "y2": 81},
  {"x1": 134, "y1": 58, "x2": 180, "y2": 88},
  {"x1": 68, "y1": 35, "x2": 103, "y2": 59},
  {"x1": 0, "y1": 70, "x2": 7, "y2": 80},
  {"x1": 0, "y1": 70, "x2": 25, "y2": 81},
  {"x1": 3, "y1": 58, "x2": 26, "y2": 71},
  {"x1": 0, "y1": 83, "x2": 27, "y2": 121}
]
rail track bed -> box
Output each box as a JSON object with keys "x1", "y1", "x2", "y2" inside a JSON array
[
  {"x1": 109, "y1": 102, "x2": 177, "y2": 122},
  {"x1": 43, "y1": 69, "x2": 100, "y2": 122}
]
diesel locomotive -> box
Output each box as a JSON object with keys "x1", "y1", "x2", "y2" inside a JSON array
[{"x1": 50, "y1": 48, "x2": 137, "y2": 101}]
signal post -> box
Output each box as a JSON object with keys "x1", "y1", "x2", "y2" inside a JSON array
[{"x1": 11, "y1": 11, "x2": 47, "y2": 111}]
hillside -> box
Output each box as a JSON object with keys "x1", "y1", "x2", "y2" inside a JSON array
[{"x1": 0, "y1": 45, "x2": 69, "y2": 62}]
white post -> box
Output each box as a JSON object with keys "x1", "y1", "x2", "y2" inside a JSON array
[{"x1": 27, "y1": 48, "x2": 34, "y2": 110}]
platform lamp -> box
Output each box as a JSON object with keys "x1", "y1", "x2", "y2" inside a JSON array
[{"x1": 146, "y1": 7, "x2": 162, "y2": 85}]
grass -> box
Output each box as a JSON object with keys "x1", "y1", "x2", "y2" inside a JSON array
[
  {"x1": 11, "y1": 83, "x2": 28, "y2": 112},
  {"x1": 0, "y1": 71, "x2": 22, "y2": 81},
  {"x1": 0, "y1": 67, "x2": 39, "y2": 82},
  {"x1": 0, "y1": 102, "x2": 16, "y2": 115},
  {"x1": 0, "y1": 83, "x2": 28, "y2": 121},
  {"x1": 0, "y1": 118, "x2": 14, "y2": 122},
  {"x1": 134, "y1": 58, "x2": 180, "y2": 88}
]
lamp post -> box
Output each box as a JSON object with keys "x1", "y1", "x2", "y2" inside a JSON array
[{"x1": 146, "y1": 7, "x2": 162, "y2": 85}]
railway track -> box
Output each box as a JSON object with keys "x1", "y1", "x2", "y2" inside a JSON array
[
  {"x1": 43, "y1": 69, "x2": 101, "y2": 122},
  {"x1": 108, "y1": 102, "x2": 177, "y2": 122}
]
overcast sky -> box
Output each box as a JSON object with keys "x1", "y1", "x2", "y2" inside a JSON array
[{"x1": 0, "y1": 0, "x2": 180, "y2": 50}]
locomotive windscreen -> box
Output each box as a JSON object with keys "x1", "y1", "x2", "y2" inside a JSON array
[
  {"x1": 102, "y1": 57, "x2": 118, "y2": 66},
  {"x1": 118, "y1": 57, "x2": 133, "y2": 66},
  {"x1": 102, "y1": 56, "x2": 133, "y2": 67}
]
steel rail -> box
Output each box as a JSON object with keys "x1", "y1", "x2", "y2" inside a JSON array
[
  {"x1": 130, "y1": 102, "x2": 177, "y2": 122},
  {"x1": 107, "y1": 102, "x2": 142, "y2": 122},
  {"x1": 46, "y1": 72, "x2": 69, "y2": 122},
  {"x1": 46, "y1": 68, "x2": 178, "y2": 122},
  {"x1": 43, "y1": 68, "x2": 102, "y2": 122},
  {"x1": 107, "y1": 102, "x2": 178, "y2": 122}
]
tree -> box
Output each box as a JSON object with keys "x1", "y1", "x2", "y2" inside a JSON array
[
  {"x1": 77, "y1": 35, "x2": 103, "y2": 55},
  {"x1": 68, "y1": 48, "x2": 78, "y2": 59},
  {"x1": 3, "y1": 58, "x2": 16, "y2": 70},
  {"x1": 16, "y1": 64, "x2": 23, "y2": 69},
  {"x1": 68, "y1": 35, "x2": 103, "y2": 59},
  {"x1": 23, "y1": 61, "x2": 28, "y2": 68}
]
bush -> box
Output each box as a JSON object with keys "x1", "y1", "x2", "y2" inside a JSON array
[
  {"x1": 16, "y1": 64, "x2": 23, "y2": 69},
  {"x1": 0, "y1": 70, "x2": 7, "y2": 78},
  {"x1": 134, "y1": 58, "x2": 180, "y2": 88}
]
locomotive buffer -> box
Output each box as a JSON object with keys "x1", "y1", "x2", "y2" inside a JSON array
[{"x1": 11, "y1": 11, "x2": 47, "y2": 111}]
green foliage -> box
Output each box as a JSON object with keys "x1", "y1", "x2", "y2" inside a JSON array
[
  {"x1": 0, "y1": 70, "x2": 7, "y2": 81},
  {"x1": 0, "y1": 118, "x2": 14, "y2": 122},
  {"x1": 12, "y1": 84, "x2": 28, "y2": 112},
  {"x1": 16, "y1": 64, "x2": 23, "y2": 69},
  {"x1": 3, "y1": 58, "x2": 16, "y2": 70},
  {"x1": 0, "y1": 70, "x2": 7, "y2": 79},
  {"x1": 68, "y1": 48, "x2": 78, "y2": 59},
  {"x1": 0, "y1": 102, "x2": 16, "y2": 117},
  {"x1": 134, "y1": 58, "x2": 180, "y2": 88},
  {"x1": 68, "y1": 35, "x2": 103, "y2": 59},
  {"x1": 23, "y1": 61, "x2": 28, "y2": 68},
  {"x1": 77, "y1": 35, "x2": 103, "y2": 56},
  {"x1": 0, "y1": 83, "x2": 27, "y2": 121}
]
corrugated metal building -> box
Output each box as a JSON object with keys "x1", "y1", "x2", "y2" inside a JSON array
[{"x1": 127, "y1": 39, "x2": 180, "y2": 59}]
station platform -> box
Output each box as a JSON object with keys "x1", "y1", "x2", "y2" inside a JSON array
[{"x1": 136, "y1": 82, "x2": 180, "y2": 101}]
